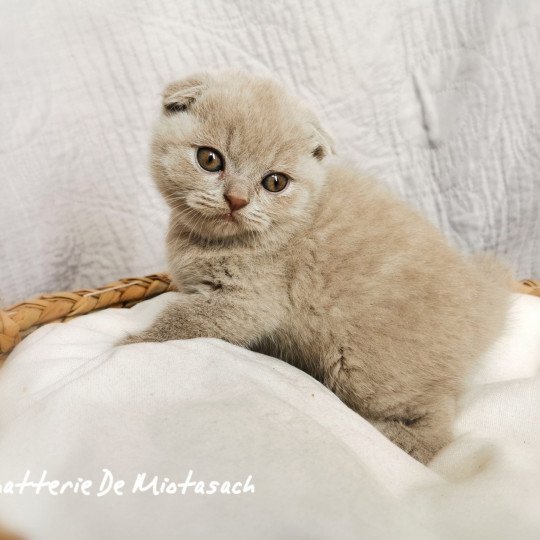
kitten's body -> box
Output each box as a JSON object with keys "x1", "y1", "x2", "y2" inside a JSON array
[{"x1": 125, "y1": 71, "x2": 510, "y2": 463}]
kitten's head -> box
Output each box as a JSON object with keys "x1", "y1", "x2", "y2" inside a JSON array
[{"x1": 151, "y1": 71, "x2": 334, "y2": 245}]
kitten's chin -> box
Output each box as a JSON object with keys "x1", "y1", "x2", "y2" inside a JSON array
[
  {"x1": 208, "y1": 214, "x2": 244, "y2": 237},
  {"x1": 182, "y1": 208, "x2": 263, "y2": 241}
]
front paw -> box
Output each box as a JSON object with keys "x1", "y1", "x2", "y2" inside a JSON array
[{"x1": 117, "y1": 331, "x2": 159, "y2": 347}]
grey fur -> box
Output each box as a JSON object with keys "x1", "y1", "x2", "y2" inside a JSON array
[{"x1": 122, "y1": 71, "x2": 511, "y2": 464}]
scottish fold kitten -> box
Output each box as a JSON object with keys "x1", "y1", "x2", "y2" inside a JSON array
[{"x1": 123, "y1": 71, "x2": 510, "y2": 464}]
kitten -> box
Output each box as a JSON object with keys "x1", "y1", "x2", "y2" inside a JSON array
[{"x1": 123, "y1": 71, "x2": 511, "y2": 464}]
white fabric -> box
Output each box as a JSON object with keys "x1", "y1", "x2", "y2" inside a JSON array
[
  {"x1": 1, "y1": 0, "x2": 539, "y2": 305},
  {"x1": 0, "y1": 292, "x2": 539, "y2": 539}
]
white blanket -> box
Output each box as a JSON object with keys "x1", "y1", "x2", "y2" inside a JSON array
[
  {"x1": 0, "y1": 293, "x2": 539, "y2": 539},
  {"x1": 1, "y1": 0, "x2": 539, "y2": 305}
]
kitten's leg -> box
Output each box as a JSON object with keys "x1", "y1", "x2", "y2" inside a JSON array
[
  {"x1": 119, "y1": 292, "x2": 284, "y2": 348},
  {"x1": 323, "y1": 354, "x2": 455, "y2": 464},
  {"x1": 370, "y1": 402, "x2": 454, "y2": 464}
]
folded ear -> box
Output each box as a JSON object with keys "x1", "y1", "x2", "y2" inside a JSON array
[
  {"x1": 162, "y1": 74, "x2": 209, "y2": 114},
  {"x1": 310, "y1": 120, "x2": 336, "y2": 160},
  {"x1": 304, "y1": 107, "x2": 336, "y2": 160}
]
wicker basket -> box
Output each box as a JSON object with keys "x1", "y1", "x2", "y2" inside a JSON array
[
  {"x1": 0, "y1": 274, "x2": 538, "y2": 363},
  {"x1": 0, "y1": 274, "x2": 177, "y2": 362}
]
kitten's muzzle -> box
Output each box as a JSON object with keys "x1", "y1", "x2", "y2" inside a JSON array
[{"x1": 224, "y1": 193, "x2": 249, "y2": 212}]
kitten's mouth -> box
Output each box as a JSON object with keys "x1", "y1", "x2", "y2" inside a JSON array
[{"x1": 221, "y1": 213, "x2": 236, "y2": 222}]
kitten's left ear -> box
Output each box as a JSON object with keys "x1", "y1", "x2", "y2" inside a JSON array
[
  {"x1": 162, "y1": 73, "x2": 209, "y2": 114},
  {"x1": 307, "y1": 112, "x2": 336, "y2": 160}
]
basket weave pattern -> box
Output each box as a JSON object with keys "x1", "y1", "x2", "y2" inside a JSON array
[
  {"x1": 0, "y1": 274, "x2": 177, "y2": 361},
  {"x1": 0, "y1": 274, "x2": 538, "y2": 362}
]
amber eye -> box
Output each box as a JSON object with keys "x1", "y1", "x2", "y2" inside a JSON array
[
  {"x1": 261, "y1": 173, "x2": 289, "y2": 193},
  {"x1": 197, "y1": 147, "x2": 224, "y2": 172}
]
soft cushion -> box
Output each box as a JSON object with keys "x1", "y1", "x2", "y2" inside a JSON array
[{"x1": 0, "y1": 293, "x2": 539, "y2": 539}]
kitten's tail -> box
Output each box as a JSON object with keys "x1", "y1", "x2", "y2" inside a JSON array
[{"x1": 469, "y1": 253, "x2": 514, "y2": 291}]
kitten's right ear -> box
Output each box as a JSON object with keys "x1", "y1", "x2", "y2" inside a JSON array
[{"x1": 162, "y1": 75, "x2": 208, "y2": 114}]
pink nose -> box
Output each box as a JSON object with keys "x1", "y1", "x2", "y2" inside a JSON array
[{"x1": 224, "y1": 194, "x2": 249, "y2": 212}]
